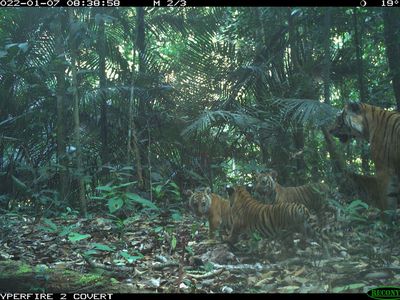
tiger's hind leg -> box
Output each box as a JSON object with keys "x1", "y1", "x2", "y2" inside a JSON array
[
  {"x1": 302, "y1": 213, "x2": 332, "y2": 258},
  {"x1": 377, "y1": 171, "x2": 398, "y2": 223},
  {"x1": 275, "y1": 229, "x2": 297, "y2": 256},
  {"x1": 386, "y1": 174, "x2": 399, "y2": 223}
]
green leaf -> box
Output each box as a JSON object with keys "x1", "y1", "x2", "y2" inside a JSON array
[
  {"x1": 155, "y1": 185, "x2": 163, "y2": 195},
  {"x1": 169, "y1": 182, "x2": 179, "y2": 189},
  {"x1": 84, "y1": 250, "x2": 99, "y2": 256},
  {"x1": 185, "y1": 246, "x2": 194, "y2": 256},
  {"x1": 91, "y1": 243, "x2": 115, "y2": 252},
  {"x1": 96, "y1": 185, "x2": 113, "y2": 192},
  {"x1": 171, "y1": 211, "x2": 182, "y2": 221},
  {"x1": 108, "y1": 197, "x2": 124, "y2": 213},
  {"x1": 11, "y1": 175, "x2": 29, "y2": 192},
  {"x1": 18, "y1": 42, "x2": 28, "y2": 52},
  {"x1": 59, "y1": 225, "x2": 75, "y2": 237},
  {"x1": 115, "y1": 182, "x2": 135, "y2": 188},
  {"x1": 119, "y1": 251, "x2": 144, "y2": 263},
  {"x1": 171, "y1": 235, "x2": 177, "y2": 250},
  {"x1": 154, "y1": 226, "x2": 163, "y2": 233},
  {"x1": 68, "y1": 232, "x2": 91, "y2": 243},
  {"x1": 38, "y1": 218, "x2": 58, "y2": 233},
  {"x1": 126, "y1": 193, "x2": 158, "y2": 210},
  {"x1": 348, "y1": 199, "x2": 368, "y2": 209},
  {"x1": 90, "y1": 196, "x2": 106, "y2": 200}
]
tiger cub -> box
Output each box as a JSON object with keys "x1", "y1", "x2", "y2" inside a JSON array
[
  {"x1": 186, "y1": 187, "x2": 233, "y2": 239},
  {"x1": 226, "y1": 186, "x2": 332, "y2": 254},
  {"x1": 254, "y1": 170, "x2": 330, "y2": 216}
]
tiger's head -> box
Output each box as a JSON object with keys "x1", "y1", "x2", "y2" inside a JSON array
[
  {"x1": 186, "y1": 187, "x2": 212, "y2": 217},
  {"x1": 329, "y1": 102, "x2": 367, "y2": 143},
  {"x1": 254, "y1": 170, "x2": 278, "y2": 198}
]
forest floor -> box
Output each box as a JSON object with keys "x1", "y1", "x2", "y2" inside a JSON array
[{"x1": 0, "y1": 205, "x2": 399, "y2": 293}]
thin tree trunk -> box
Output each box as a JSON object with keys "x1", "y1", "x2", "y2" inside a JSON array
[
  {"x1": 353, "y1": 8, "x2": 370, "y2": 173},
  {"x1": 383, "y1": 9, "x2": 400, "y2": 111},
  {"x1": 69, "y1": 9, "x2": 86, "y2": 216},
  {"x1": 288, "y1": 9, "x2": 306, "y2": 184},
  {"x1": 321, "y1": 8, "x2": 346, "y2": 190},
  {"x1": 128, "y1": 82, "x2": 144, "y2": 190},
  {"x1": 133, "y1": 7, "x2": 146, "y2": 190},
  {"x1": 54, "y1": 11, "x2": 68, "y2": 204},
  {"x1": 98, "y1": 15, "x2": 109, "y2": 168}
]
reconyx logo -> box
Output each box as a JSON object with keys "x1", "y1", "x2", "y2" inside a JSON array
[{"x1": 367, "y1": 287, "x2": 400, "y2": 300}]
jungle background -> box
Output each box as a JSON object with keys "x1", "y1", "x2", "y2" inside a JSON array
[{"x1": 0, "y1": 7, "x2": 400, "y2": 293}]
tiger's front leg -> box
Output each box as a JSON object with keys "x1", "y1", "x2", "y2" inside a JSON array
[
  {"x1": 225, "y1": 221, "x2": 242, "y2": 247},
  {"x1": 208, "y1": 210, "x2": 222, "y2": 240}
]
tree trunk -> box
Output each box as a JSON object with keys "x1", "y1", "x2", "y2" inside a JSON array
[
  {"x1": 127, "y1": 8, "x2": 147, "y2": 190},
  {"x1": 292, "y1": 128, "x2": 306, "y2": 185},
  {"x1": 320, "y1": 8, "x2": 347, "y2": 190},
  {"x1": 69, "y1": 9, "x2": 86, "y2": 216},
  {"x1": 383, "y1": 9, "x2": 400, "y2": 111},
  {"x1": 98, "y1": 15, "x2": 109, "y2": 168},
  {"x1": 288, "y1": 9, "x2": 306, "y2": 184},
  {"x1": 353, "y1": 8, "x2": 370, "y2": 173},
  {"x1": 54, "y1": 10, "x2": 68, "y2": 204},
  {"x1": 128, "y1": 81, "x2": 144, "y2": 190}
]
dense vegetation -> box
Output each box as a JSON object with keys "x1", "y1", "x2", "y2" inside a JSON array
[{"x1": 0, "y1": 7, "x2": 399, "y2": 293}]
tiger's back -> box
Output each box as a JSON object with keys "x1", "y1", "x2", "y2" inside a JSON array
[
  {"x1": 276, "y1": 182, "x2": 329, "y2": 212},
  {"x1": 227, "y1": 186, "x2": 328, "y2": 246},
  {"x1": 255, "y1": 171, "x2": 329, "y2": 214}
]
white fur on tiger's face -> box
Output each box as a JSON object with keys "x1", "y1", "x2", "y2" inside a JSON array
[
  {"x1": 254, "y1": 172, "x2": 276, "y2": 199},
  {"x1": 187, "y1": 187, "x2": 212, "y2": 216}
]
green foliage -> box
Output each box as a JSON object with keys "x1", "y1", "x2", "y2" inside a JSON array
[
  {"x1": 152, "y1": 181, "x2": 181, "y2": 203},
  {"x1": 38, "y1": 218, "x2": 58, "y2": 233},
  {"x1": 38, "y1": 217, "x2": 91, "y2": 244},
  {"x1": 91, "y1": 243, "x2": 115, "y2": 252},
  {"x1": 330, "y1": 199, "x2": 369, "y2": 224},
  {"x1": 119, "y1": 250, "x2": 144, "y2": 263},
  {"x1": 93, "y1": 182, "x2": 158, "y2": 214},
  {"x1": 67, "y1": 232, "x2": 91, "y2": 243}
]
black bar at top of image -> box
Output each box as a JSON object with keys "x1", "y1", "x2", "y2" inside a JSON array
[
  {"x1": 44, "y1": 0, "x2": 392, "y2": 8},
  {"x1": 120, "y1": 0, "x2": 387, "y2": 7}
]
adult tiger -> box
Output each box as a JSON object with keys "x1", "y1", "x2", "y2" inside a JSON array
[
  {"x1": 186, "y1": 187, "x2": 233, "y2": 239},
  {"x1": 329, "y1": 103, "x2": 399, "y2": 217},
  {"x1": 254, "y1": 170, "x2": 330, "y2": 216},
  {"x1": 225, "y1": 186, "x2": 332, "y2": 255}
]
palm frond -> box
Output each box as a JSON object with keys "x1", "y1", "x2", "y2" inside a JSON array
[
  {"x1": 273, "y1": 98, "x2": 339, "y2": 127},
  {"x1": 181, "y1": 109, "x2": 261, "y2": 138}
]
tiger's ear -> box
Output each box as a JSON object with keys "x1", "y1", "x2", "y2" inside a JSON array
[
  {"x1": 204, "y1": 187, "x2": 211, "y2": 194},
  {"x1": 245, "y1": 184, "x2": 254, "y2": 193},
  {"x1": 226, "y1": 185, "x2": 235, "y2": 197},
  {"x1": 183, "y1": 189, "x2": 193, "y2": 197},
  {"x1": 270, "y1": 170, "x2": 278, "y2": 180},
  {"x1": 346, "y1": 102, "x2": 362, "y2": 114}
]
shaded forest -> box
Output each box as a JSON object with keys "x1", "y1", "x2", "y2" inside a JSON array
[{"x1": 0, "y1": 7, "x2": 399, "y2": 293}]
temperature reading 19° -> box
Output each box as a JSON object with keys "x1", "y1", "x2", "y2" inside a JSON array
[{"x1": 382, "y1": 0, "x2": 399, "y2": 6}]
